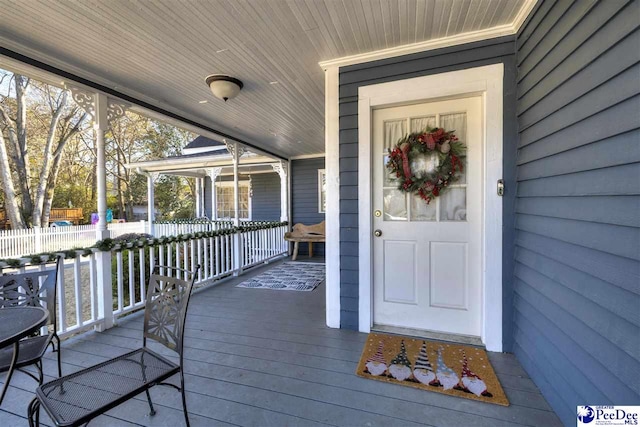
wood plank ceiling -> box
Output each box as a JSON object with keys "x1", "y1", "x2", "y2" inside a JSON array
[{"x1": 0, "y1": 0, "x2": 527, "y2": 158}]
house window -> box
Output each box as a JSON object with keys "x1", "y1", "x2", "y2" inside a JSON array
[
  {"x1": 215, "y1": 181, "x2": 251, "y2": 219},
  {"x1": 318, "y1": 169, "x2": 326, "y2": 213}
]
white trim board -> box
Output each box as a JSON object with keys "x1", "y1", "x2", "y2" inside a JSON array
[
  {"x1": 356, "y1": 64, "x2": 504, "y2": 352},
  {"x1": 289, "y1": 153, "x2": 326, "y2": 160},
  {"x1": 318, "y1": 0, "x2": 536, "y2": 70},
  {"x1": 324, "y1": 66, "x2": 341, "y2": 329}
]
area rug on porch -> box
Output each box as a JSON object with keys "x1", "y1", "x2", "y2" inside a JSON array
[
  {"x1": 236, "y1": 262, "x2": 325, "y2": 291},
  {"x1": 356, "y1": 332, "x2": 509, "y2": 406}
]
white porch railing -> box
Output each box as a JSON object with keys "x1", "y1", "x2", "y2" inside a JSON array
[
  {"x1": 152, "y1": 220, "x2": 234, "y2": 238},
  {"x1": 0, "y1": 220, "x2": 240, "y2": 258},
  {"x1": 0, "y1": 222, "x2": 288, "y2": 339}
]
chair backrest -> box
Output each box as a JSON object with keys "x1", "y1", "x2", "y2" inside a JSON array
[
  {"x1": 142, "y1": 265, "x2": 200, "y2": 357},
  {"x1": 0, "y1": 256, "x2": 62, "y2": 331},
  {"x1": 291, "y1": 221, "x2": 325, "y2": 236}
]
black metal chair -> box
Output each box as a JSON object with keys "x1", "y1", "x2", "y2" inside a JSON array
[
  {"x1": 28, "y1": 265, "x2": 200, "y2": 427},
  {"x1": 0, "y1": 257, "x2": 63, "y2": 395}
]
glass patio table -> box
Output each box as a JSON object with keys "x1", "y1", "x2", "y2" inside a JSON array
[{"x1": 0, "y1": 306, "x2": 49, "y2": 405}]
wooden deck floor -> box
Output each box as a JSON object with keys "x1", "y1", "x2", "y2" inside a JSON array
[{"x1": 1, "y1": 259, "x2": 561, "y2": 426}]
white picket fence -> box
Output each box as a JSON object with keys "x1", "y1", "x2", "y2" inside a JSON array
[
  {"x1": 0, "y1": 224, "x2": 288, "y2": 339},
  {"x1": 0, "y1": 220, "x2": 239, "y2": 259}
]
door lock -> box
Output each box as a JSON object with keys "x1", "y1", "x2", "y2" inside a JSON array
[
  {"x1": 374, "y1": 229, "x2": 382, "y2": 237},
  {"x1": 497, "y1": 179, "x2": 505, "y2": 196}
]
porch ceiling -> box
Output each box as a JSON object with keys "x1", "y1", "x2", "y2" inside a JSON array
[{"x1": 0, "y1": 0, "x2": 530, "y2": 158}]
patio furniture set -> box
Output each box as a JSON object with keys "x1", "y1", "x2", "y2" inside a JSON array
[{"x1": 0, "y1": 259, "x2": 199, "y2": 427}]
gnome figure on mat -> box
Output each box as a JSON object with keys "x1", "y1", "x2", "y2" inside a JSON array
[
  {"x1": 435, "y1": 346, "x2": 459, "y2": 390},
  {"x1": 413, "y1": 341, "x2": 437, "y2": 386},
  {"x1": 388, "y1": 340, "x2": 412, "y2": 381},
  {"x1": 459, "y1": 350, "x2": 493, "y2": 397},
  {"x1": 364, "y1": 341, "x2": 388, "y2": 376}
]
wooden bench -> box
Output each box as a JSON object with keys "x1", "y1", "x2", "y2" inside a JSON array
[{"x1": 284, "y1": 221, "x2": 325, "y2": 261}]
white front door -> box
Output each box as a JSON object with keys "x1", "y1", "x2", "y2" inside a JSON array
[{"x1": 372, "y1": 96, "x2": 483, "y2": 337}]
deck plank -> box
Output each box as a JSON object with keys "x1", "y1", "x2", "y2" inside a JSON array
[{"x1": 0, "y1": 260, "x2": 561, "y2": 426}]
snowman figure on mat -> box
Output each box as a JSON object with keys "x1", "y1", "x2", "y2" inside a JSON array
[
  {"x1": 364, "y1": 341, "x2": 388, "y2": 376},
  {"x1": 388, "y1": 340, "x2": 412, "y2": 381}
]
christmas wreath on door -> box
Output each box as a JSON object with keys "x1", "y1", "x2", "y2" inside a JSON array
[{"x1": 386, "y1": 127, "x2": 466, "y2": 204}]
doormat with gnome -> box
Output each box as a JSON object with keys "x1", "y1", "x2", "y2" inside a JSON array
[{"x1": 356, "y1": 333, "x2": 509, "y2": 406}]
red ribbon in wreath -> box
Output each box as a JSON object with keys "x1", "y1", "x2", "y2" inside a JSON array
[{"x1": 401, "y1": 144, "x2": 412, "y2": 180}]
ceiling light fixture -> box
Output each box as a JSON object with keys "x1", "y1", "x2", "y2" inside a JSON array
[{"x1": 205, "y1": 75, "x2": 243, "y2": 102}]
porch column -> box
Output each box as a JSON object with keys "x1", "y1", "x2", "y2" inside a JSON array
[
  {"x1": 272, "y1": 161, "x2": 289, "y2": 222},
  {"x1": 195, "y1": 178, "x2": 201, "y2": 217},
  {"x1": 200, "y1": 178, "x2": 206, "y2": 217},
  {"x1": 138, "y1": 170, "x2": 159, "y2": 235},
  {"x1": 70, "y1": 86, "x2": 128, "y2": 332},
  {"x1": 224, "y1": 140, "x2": 245, "y2": 275},
  {"x1": 94, "y1": 93, "x2": 113, "y2": 331},
  {"x1": 206, "y1": 167, "x2": 223, "y2": 220}
]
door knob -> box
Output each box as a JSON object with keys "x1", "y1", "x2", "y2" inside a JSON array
[{"x1": 374, "y1": 229, "x2": 382, "y2": 237}]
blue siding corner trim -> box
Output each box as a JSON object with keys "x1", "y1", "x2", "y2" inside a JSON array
[
  {"x1": 514, "y1": 1, "x2": 640, "y2": 425},
  {"x1": 338, "y1": 36, "x2": 519, "y2": 334},
  {"x1": 291, "y1": 158, "x2": 326, "y2": 256}
]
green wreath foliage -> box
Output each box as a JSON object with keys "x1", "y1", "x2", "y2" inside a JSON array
[{"x1": 386, "y1": 127, "x2": 466, "y2": 204}]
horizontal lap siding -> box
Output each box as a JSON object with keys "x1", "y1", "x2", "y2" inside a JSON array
[
  {"x1": 338, "y1": 37, "x2": 518, "y2": 333},
  {"x1": 291, "y1": 158, "x2": 326, "y2": 256},
  {"x1": 251, "y1": 173, "x2": 281, "y2": 221},
  {"x1": 515, "y1": 1, "x2": 640, "y2": 425}
]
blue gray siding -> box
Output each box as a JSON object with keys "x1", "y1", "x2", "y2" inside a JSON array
[
  {"x1": 250, "y1": 173, "x2": 281, "y2": 221},
  {"x1": 291, "y1": 158, "x2": 326, "y2": 256},
  {"x1": 514, "y1": 1, "x2": 640, "y2": 425},
  {"x1": 338, "y1": 36, "x2": 518, "y2": 332},
  {"x1": 204, "y1": 174, "x2": 280, "y2": 221}
]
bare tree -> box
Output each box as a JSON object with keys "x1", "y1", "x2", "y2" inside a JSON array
[{"x1": 0, "y1": 71, "x2": 88, "y2": 228}]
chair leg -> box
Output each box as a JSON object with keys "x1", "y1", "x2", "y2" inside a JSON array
[
  {"x1": 144, "y1": 389, "x2": 156, "y2": 416},
  {"x1": 36, "y1": 360, "x2": 44, "y2": 385},
  {"x1": 180, "y1": 372, "x2": 190, "y2": 427},
  {"x1": 53, "y1": 335, "x2": 62, "y2": 377},
  {"x1": 28, "y1": 397, "x2": 40, "y2": 427},
  {"x1": 0, "y1": 342, "x2": 20, "y2": 405}
]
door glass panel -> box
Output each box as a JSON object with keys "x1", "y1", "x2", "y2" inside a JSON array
[
  {"x1": 440, "y1": 188, "x2": 467, "y2": 221},
  {"x1": 410, "y1": 194, "x2": 436, "y2": 221},
  {"x1": 410, "y1": 116, "x2": 436, "y2": 133},
  {"x1": 384, "y1": 120, "x2": 406, "y2": 150},
  {"x1": 410, "y1": 151, "x2": 439, "y2": 176},
  {"x1": 440, "y1": 112, "x2": 467, "y2": 184},
  {"x1": 383, "y1": 189, "x2": 407, "y2": 221},
  {"x1": 383, "y1": 154, "x2": 397, "y2": 186}
]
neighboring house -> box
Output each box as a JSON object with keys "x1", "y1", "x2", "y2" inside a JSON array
[
  {"x1": 0, "y1": 1, "x2": 637, "y2": 426},
  {"x1": 129, "y1": 136, "x2": 326, "y2": 255}
]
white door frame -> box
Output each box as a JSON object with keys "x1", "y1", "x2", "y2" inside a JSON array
[{"x1": 358, "y1": 63, "x2": 504, "y2": 352}]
